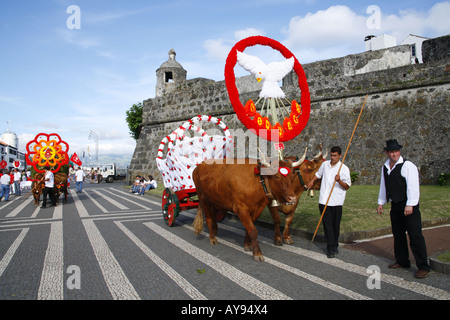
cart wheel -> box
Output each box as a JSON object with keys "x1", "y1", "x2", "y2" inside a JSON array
[{"x1": 162, "y1": 188, "x2": 180, "y2": 227}]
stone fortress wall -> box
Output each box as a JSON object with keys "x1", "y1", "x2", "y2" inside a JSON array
[{"x1": 129, "y1": 35, "x2": 449, "y2": 185}]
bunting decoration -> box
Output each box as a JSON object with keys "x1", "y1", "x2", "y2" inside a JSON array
[{"x1": 70, "y1": 152, "x2": 83, "y2": 166}]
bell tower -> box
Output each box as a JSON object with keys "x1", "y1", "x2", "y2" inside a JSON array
[{"x1": 155, "y1": 49, "x2": 187, "y2": 97}]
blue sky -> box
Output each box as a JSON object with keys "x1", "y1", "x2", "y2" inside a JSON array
[{"x1": 1, "y1": 0, "x2": 449, "y2": 166}]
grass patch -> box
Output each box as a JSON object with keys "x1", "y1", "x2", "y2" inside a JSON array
[
  {"x1": 133, "y1": 184, "x2": 449, "y2": 234},
  {"x1": 436, "y1": 252, "x2": 450, "y2": 263},
  {"x1": 258, "y1": 185, "x2": 450, "y2": 234}
]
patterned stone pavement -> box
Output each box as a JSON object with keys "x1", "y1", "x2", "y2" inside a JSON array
[{"x1": 0, "y1": 181, "x2": 448, "y2": 304}]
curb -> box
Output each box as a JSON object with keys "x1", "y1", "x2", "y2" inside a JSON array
[
  {"x1": 144, "y1": 189, "x2": 449, "y2": 243},
  {"x1": 430, "y1": 252, "x2": 450, "y2": 274}
]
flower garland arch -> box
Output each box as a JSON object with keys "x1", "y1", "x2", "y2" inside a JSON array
[{"x1": 224, "y1": 36, "x2": 310, "y2": 142}]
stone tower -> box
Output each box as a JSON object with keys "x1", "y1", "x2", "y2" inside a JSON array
[{"x1": 155, "y1": 49, "x2": 187, "y2": 97}]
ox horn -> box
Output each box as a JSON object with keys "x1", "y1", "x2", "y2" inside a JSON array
[
  {"x1": 314, "y1": 144, "x2": 327, "y2": 160},
  {"x1": 292, "y1": 147, "x2": 308, "y2": 167},
  {"x1": 257, "y1": 148, "x2": 271, "y2": 168}
]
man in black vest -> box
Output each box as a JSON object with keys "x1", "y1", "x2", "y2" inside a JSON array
[{"x1": 377, "y1": 139, "x2": 430, "y2": 278}]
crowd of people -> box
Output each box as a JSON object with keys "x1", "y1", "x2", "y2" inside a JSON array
[
  {"x1": 130, "y1": 175, "x2": 157, "y2": 196},
  {"x1": 0, "y1": 168, "x2": 32, "y2": 201},
  {"x1": 0, "y1": 166, "x2": 159, "y2": 201}
]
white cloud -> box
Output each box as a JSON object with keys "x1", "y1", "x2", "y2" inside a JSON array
[
  {"x1": 382, "y1": 2, "x2": 450, "y2": 42},
  {"x1": 234, "y1": 28, "x2": 266, "y2": 41},
  {"x1": 282, "y1": 2, "x2": 450, "y2": 63},
  {"x1": 203, "y1": 28, "x2": 266, "y2": 62},
  {"x1": 283, "y1": 5, "x2": 368, "y2": 62}
]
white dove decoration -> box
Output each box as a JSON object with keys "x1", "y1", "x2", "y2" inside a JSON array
[{"x1": 237, "y1": 50, "x2": 294, "y2": 99}]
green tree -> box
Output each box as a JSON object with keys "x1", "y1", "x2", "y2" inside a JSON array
[{"x1": 126, "y1": 102, "x2": 143, "y2": 141}]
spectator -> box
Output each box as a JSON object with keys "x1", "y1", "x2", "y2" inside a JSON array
[
  {"x1": 0, "y1": 169, "x2": 12, "y2": 202},
  {"x1": 13, "y1": 168, "x2": 21, "y2": 196},
  {"x1": 75, "y1": 167, "x2": 86, "y2": 193},
  {"x1": 131, "y1": 175, "x2": 143, "y2": 193},
  {"x1": 138, "y1": 175, "x2": 158, "y2": 195}
]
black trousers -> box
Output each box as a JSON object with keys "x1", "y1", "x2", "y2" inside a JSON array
[
  {"x1": 390, "y1": 201, "x2": 430, "y2": 271},
  {"x1": 319, "y1": 204, "x2": 342, "y2": 252},
  {"x1": 42, "y1": 187, "x2": 56, "y2": 207}
]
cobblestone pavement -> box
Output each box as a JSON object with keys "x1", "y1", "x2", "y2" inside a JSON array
[{"x1": 0, "y1": 181, "x2": 448, "y2": 302}]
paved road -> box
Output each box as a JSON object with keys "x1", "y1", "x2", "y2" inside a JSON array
[{"x1": 0, "y1": 181, "x2": 448, "y2": 303}]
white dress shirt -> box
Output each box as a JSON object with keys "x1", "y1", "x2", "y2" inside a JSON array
[
  {"x1": 1, "y1": 174, "x2": 11, "y2": 185},
  {"x1": 377, "y1": 156, "x2": 420, "y2": 206},
  {"x1": 315, "y1": 160, "x2": 351, "y2": 206},
  {"x1": 45, "y1": 171, "x2": 54, "y2": 188},
  {"x1": 75, "y1": 169, "x2": 85, "y2": 182}
]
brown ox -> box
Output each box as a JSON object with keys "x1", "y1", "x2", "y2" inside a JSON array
[
  {"x1": 193, "y1": 157, "x2": 303, "y2": 262},
  {"x1": 268, "y1": 147, "x2": 326, "y2": 246},
  {"x1": 54, "y1": 172, "x2": 68, "y2": 204},
  {"x1": 32, "y1": 172, "x2": 68, "y2": 206},
  {"x1": 32, "y1": 173, "x2": 45, "y2": 206}
]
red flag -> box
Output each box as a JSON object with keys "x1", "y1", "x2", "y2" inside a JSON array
[
  {"x1": 0, "y1": 160, "x2": 6, "y2": 169},
  {"x1": 70, "y1": 153, "x2": 82, "y2": 166}
]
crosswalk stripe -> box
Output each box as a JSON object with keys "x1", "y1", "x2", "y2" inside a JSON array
[
  {"x1": 91, "y1": 189, "x2": 129, "y2": 210},
  {"x1": 72, "y1": 193, "x2": 140, "y2": 300},
  {"x1": 182, "y1": 223, "x2": 372, "y2": 300},
  {"x1": 102, "y1": 188, "x2": 149, "y2": 209},
  {"x1": 197, "y1": 215, "x2": 450, "y2": 300},
  {"x1": 115, "y1": 221, "x2": 207, "y2": 300},
  {"x1": 38, "y1": 221, "x2": 64, "y2": 300},
  {"x1": 5, "y1": 197, "x2": 32, "y2": 218},
  {"x1": 83, "y1": 190, "x2": 108, "y2": 213},
  {"x1": 145, "y1": 222, "x2": 292, "y2": 300},
  {"x1": 0, "y1": 228, "x2": 28, "y2": 278},
  {"x1": 110, "y1": 188, "x2": 162, "y2": 207},
  {"x1": 82, "y1": 219, "x2": 140, "y2": 300}
]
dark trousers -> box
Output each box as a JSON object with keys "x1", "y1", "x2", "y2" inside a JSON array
[
  {"x1": 42, "y1": 187, "x2": 56, "y2": 207},
  {"x1": 319, "y1": 204, "x2": 342, "y2": 253},
  {"x1": 390, "y1": 201, "x2": 430, "y2": 271}
]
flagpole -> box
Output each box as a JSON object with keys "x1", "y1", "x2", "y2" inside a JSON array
[{"x1": 310, "y1": 94, "x2": 368, "y2": 245}]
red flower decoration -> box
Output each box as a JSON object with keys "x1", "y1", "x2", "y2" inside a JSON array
[
  {"x1": 225, "y1": 36, "x2": 310, "y2": 142},
  {"x1": 25, "y1": 133, "x2": 69, "y2": 173}
]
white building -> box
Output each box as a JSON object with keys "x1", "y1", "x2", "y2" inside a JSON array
[
  {"x1": 0, "y1": 130, "x2": 26, "y2": 171},
  {"x1": 364, "y1": 34, "x2": 397, "y2": 51},
  {"x1": 399, "y1": 34, "x2": 429, "y2": 63},
  {"x1": 364, "y1": 33, "x2": 429, "y2": 64}
]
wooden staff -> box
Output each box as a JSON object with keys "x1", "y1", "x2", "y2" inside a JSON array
[{"x1": 310, "y1": 94, "x2": 368, "y2": 244}]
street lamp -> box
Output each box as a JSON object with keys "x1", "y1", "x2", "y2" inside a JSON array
[{"x1": 88, "y1": 130, "x2": 99, "y2": 166}]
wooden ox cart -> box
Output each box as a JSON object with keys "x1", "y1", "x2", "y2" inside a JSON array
[{"x1": 156, "y1": 115, "x2": 233, "y2": 226}]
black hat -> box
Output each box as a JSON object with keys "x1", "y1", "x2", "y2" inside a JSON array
[{"x1": 383, "y1": 139, "x2": 403, "y2": 151}]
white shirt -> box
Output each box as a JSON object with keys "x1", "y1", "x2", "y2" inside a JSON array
[
  {"x1": 315, "y1": 160, "x2": 351, "y2": 206},
  {"x1": 45, "y1": 171, "x2": 54, "y2": 188},
  {"x1": 1, "y1": 174, "x2": 11, "y2": 185},
  {"x1": 75, "y1": 169, "x2": 85, "y2": 182},
  {"x1": 14, "y1": 171, "x2": 21, "y2": 181},
  {"x1": 377, "y1": 156, "x2": 420, "y2": 206}
]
